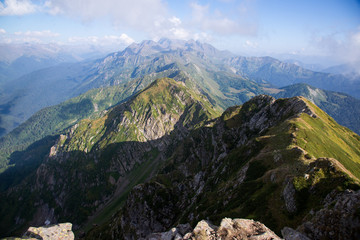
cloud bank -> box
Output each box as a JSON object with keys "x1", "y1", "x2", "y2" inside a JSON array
[{"x1": 0, "y1": 0, "x2": 37, "y2": 16}]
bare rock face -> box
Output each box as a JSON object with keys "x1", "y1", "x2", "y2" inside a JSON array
[
  {"x1": 282, "y1": 178, "x2": 297, "y2": 214},
  {"x1": 22, "y1": 223, "x2": 74, "y2": 240},
  {"x1": 146, "y1": 218, "x2": 282, "y2": 240},
  {"x1": 281, "y1": 227, "x2": 310, "y2": 240},
  {"x1": 298, "y1": 189, "x2": 360, "y2": 240}
]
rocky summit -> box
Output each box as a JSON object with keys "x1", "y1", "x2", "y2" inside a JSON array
[
  {"x1": 2, "y1": 223, "x2": 75, "y2": 240},
  {"x1": 147, "y1": 218, "x2": 282, "y2": 240}
]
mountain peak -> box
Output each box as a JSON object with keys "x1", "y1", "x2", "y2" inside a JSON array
[{"x1": 118, "y1": 38, "x2": 232, "y2": 58}]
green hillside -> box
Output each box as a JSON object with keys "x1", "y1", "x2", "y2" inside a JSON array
[{"x1": 86, "y1": 95, "x2": 360, "y2": 239}]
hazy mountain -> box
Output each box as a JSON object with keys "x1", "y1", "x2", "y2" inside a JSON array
[
  {"x1": 322, "y1": 63, "x2": 360, "y2": 78},
  {"x1": 225, "y1": 56, "x2": 360, "y2": 99},
  {"x1": 283, "y1": 59, "x2": 324, "y2": 71},
  {"x1": 0, "y1": 39, "x2": 259, "y2": 136},
  {"x1": 0, "y1": 43, "x2": 85, "y2": 84},
  {"x1": 1, "y1": 39, "x2": 359, "y2": 137}
]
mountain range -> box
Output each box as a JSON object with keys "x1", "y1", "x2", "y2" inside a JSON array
[
  {"x1": 0, "y1": 39, "x2": 360, "y2": 239},
  {"x1": 0, "y1": 38, "x2": 360, "y2": 138}
]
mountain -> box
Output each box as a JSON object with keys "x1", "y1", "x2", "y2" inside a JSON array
[
  {"x1": 0, "y1": 43, "x2": 85, "y2": 84},
  {"x1": 85, "y1": 94, "x2": 360, "y2": 239},
  {"x1": 1, "y1": 76, "x2": 359, "y2": 239},
  {"x1": 283, "y1": 59, "x2": 324, "y2": 72},
  {"x1": 1, "y1": 39, "x2": 360, "y2": 188},
  {"x1": 1, "y1": 38, "x2": 359, "y2": 137},
  {"x1": 274, "y1": 83, "x2": 360, "y2": 136},
  {"x1": 0, "y1": 77, "x2": 219, "y2": 236},
  {"x1": 0, "y1": 39, "x2": 260, "y2": 136},
  {"x1": 225, "y1": 56, "x2": 360, "y2": 99},
  {"x1": 0, "y1": 75, "x2": 160, "y2": 190},
  {"x1": 322, "y1": 63, "x2": 360, "y2": 76}
]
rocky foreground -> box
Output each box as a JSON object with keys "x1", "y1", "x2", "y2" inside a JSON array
[{"x1": 3, "y1": 223, "x2": 74, "y2": 240}]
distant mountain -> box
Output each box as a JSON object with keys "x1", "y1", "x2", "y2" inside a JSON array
[
  {"x1": 0, "y1": 38, "x2": 359, "y2": 137},
  {"x1": 274, "y1": 83, "x2": 360, "y2": 136},
  {"x1": 322, "y1": 63, "x2": 360, "y2": 78},
  {"x1": 283, "y1": 59, "x2": 324, "y2": 72},
  {"x1": 0, "y1": 39, "x2": 260, "y2": 136},
  {"x1": 1, "y1": 39, "x2": 360, "y2": 174},
  {"x1": 0, "y1": 43, "x2": 85, "y2": 84},
  {"x1": 225, "y1": 56, "x2": 360, "y2": 99}
]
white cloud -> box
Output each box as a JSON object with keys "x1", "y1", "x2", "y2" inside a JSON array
[
  {"x1": 43, "y1": 0, "x2": 194, "y2": 41},
  {"x1": 44, "y1": 0, "x2": 167, "y2": 30},
  {"x1": 14, "y1": 30, "x2": 60, "y2": 38},
  {"x1": 169, "y1": 16, "x2": 182, "y2": 26},
  {"x1": 244, "y1": 40, "x2": 258, "y2": 48},
  {"x1": 190, "y1": 2, "x2": 257, "y2": 36},
  {"x1": 313, "y1": 27, "x2": 360, "y2": 64},
  {"x1": 0, "y1": 0, "x2": 37, "y2": 16},
  {"x1": 68, "y1": 34, "x2": 134, "y2": 47},
  {"x1": 0, "y1": 30, "x2": 61, "y2": 44}
]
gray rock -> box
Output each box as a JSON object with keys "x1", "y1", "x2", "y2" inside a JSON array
[
  {"x1": 180, "y1": 218, "x2": 282, "y2": 240},
  {"x1": 283, "y1": 178, "x2": 297, "y2": 214},
  {"x1": 22, "y1": 222, "x2": 74, "y2": 240},
  {"x1": 282, "y1": 227, "x2": 310, "y2": 240}
]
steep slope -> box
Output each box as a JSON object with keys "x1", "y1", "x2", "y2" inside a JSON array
[
  {"x1": 274, "y1": 83, "x2": 360, "y2": 135},
  {"x1": 0, "y1": 75, "x2": 158, "y2": 192},
  {"x1": 0, "y1": 78, "x2": 219, "y2": 237},
  {"x1": 86, "y1": 95, "x2": 360, "y2": 239}
]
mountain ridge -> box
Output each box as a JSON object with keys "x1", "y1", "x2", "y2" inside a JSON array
[
  {"x1": 0, "y1": 81, "x2": 359, "y2": 238},
  {"x1": 84, "y1": 93, "x2": 360, "y2": 239},
  {"x1": 0, "y1": 77, "x2": 219, "y2": 236},
  {"x1": 1, "y1": 38, "x2": 359, "y2": 137}
]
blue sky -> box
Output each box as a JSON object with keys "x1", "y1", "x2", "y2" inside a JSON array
[{"x1": 0, "y1": 0, "x2": 359, "y2": 65}]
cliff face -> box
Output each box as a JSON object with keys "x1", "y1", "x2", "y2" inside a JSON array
[{"x1": 86, "y1": 94, "x2": 360, "y2": 239}]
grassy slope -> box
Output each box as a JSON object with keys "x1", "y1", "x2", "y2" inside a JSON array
[
  {"x1": 274, "y1": 83, "x2": 360, "y2": 135},
  {"x1": 60, "y1": 77, "x2": 219, "y2": 153},
  {"x1": 0, "y1": 77, "x2": 155, "y2": 172},
  {"x1": 292, "y1": 98, "x2": 360, "y2": 179}
]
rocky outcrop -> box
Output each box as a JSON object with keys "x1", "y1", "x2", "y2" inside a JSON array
[
  {"x1": 147, "y1": 218, "x2": 281, "y2": 240},
  {"x1": 283, "y1": 178, "x2": 297, "y2": 214},
  {"x1": 297, "y1": 189, "x2": 360, "y2": 240},
  {"x1": 21, "y1": 223, "x2": 74, "y2": 240},
  {"x1": 281, "y1": 227, "x2": 310, "y2": 240}
]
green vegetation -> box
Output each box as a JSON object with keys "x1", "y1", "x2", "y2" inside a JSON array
[
  {"x1": 100, "y1": 95, "x2": 360, "y2": 237},
  {"x1": 291, "y1": 99, "x2": 360, "y2": 179},
  {"x1": 0, "y1": 76, "x2": 157, "y2": 173},
  {"x1": 275, "y1": 83, "x2": 360, "y2": 134}
]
